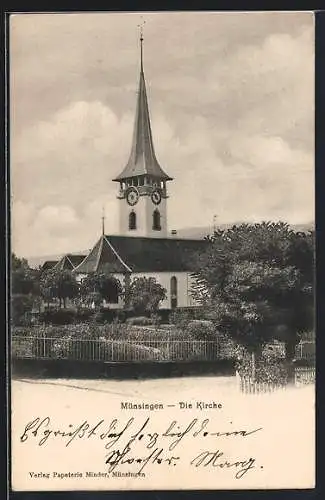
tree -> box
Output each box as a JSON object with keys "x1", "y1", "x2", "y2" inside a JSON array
[
  {"x1": 11, "y1": 253, "x2": 39, "y2": 296},
  {"x1": 40, "y1": 269, "x2": 79, "y2": 308},
  {"x1": 79, "y1": 266, "x2": 122, "y2": 309},
  {"x1": 126, "y1": 277, "x2": 167, "y2": 315},
  {"x1": 191, "y1": 222, "x2": 314, "y2": 362},
  {"x1": 11, "y1": 253, "x2": 40, "y2": 325}
]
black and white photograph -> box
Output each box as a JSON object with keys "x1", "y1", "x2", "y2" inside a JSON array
[{"x1": 9, "y1": 11, "x2": 315, "y2": 491}]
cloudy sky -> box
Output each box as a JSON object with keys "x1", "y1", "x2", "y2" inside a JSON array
[{"x1": 10, "y1": 11, "x2": 314, "y2": 258}]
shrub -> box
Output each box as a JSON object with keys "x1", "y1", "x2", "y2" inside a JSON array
[
  {"x1": 39, "y1": 308, "x2": 77, "y2": 325},
  {"x1": 185, "y1": 319, "x2": 216, "y2": 340},
  {"x1": 126, "y1": 316, "x2": 154, "y2": 326},
  {"x1": 150, "y1": 313, "x2": 162, "y2": 327},
  {"x1": 218, "y1": 334, "x2": 242, "y2": 359},
  {"x1": 156, "y1": 309, "x2": 171, "y2": 324},
  {"x1": 126, "y1": 277, "x2": 167, "y2": 315},
  {"x1": 236, "y1": 347, "x2": 289, "y2": 385},
  {"x1": 11, "y1": 294, "x2": 34, "y2": 326},
  {"x1": 92, "y1": 311, "x2": 106, "y2": 324},
  {"x1": 75, "y1": 308, "x2": 95, "y2": 323},
  {"x1": 169, "y1": 309, "x2": 191, "y2": 329}
]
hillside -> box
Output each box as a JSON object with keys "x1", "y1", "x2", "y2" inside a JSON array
[
  {"x1": 25, "y1": 222, "x2": 314, "y2": 268},
  {"x1": 175, "y1": 222, "x2": 314, "y2": 240}
]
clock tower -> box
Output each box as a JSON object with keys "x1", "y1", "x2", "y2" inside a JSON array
[{"x1": 112, "y1": 31, "x2": 173, "y2": 238}]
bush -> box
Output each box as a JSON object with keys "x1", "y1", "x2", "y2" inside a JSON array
[
  {"x1": 39, "y1": 308, "x2": 77, "y2": 325},
  {"x1": 11, "y1": 322, "x2": 124, "y2": 340},
  {"x1": 185, "y1": 319, "x2": 216, "y2": 340},
  {"x1": 75, "y1": 308, "x2": 95, "y2": 323},
  {"x1": 150, "y1": 313, "x2": 162, "y2": 327},
  {"x1": 11, "y1": 294, "x2": 35, "y2": 326},
  {"x1": 169, "y1": 309, "x2": 192, "y2": 329},
  {"x1": 236, "y1": 346, "x2": 289, "y2": 385},
  {"x1": 155, "y1": 309, "x2": 171, "y2": 324},
  {"x1": 92, "y1": 311, "x2": 106, "y2": 324},
  {"x1": 218, "y1": 335, "x2": 242, "y2": 359},
  {"x1": 126, "y1": 316, "x2": 154, "y2": 326}
]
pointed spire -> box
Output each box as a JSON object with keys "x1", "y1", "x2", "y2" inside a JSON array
[{"x1": 113, "y1": 26, "x2": 172, "y2": 182}]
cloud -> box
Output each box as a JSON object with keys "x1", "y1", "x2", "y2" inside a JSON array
[
  {"x1": 10, "y1": 12, "x2": 314, "y2": 258},
  {"x1": 12, "y1": 199, "x2": 120, "y2": 257},
  {"x1": 12, "y1": 100, "x2": 133, "y2": 212}
]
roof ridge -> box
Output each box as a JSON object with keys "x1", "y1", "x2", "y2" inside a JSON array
[
  {"x1": 103, "y1": 235, "x2": 132, "y2": 273},
  {"x1": 65, "y1": 254, "x2": 75, "y2": 269},
  {"x1": 72, "y1": 242, "x2": 99, "y2": 274},
  {"x1": 94, "y1": 236, "x2": 104, "y2": 272},
  {"x1": 105, "y1": 234, "x2": 206, "y2": 243}
]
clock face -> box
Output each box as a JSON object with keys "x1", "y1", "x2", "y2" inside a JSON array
[
  {"x1": 126, "y1": 187, "x2": 139, "y2": 206},
  {"x1": 151, "y1": 189, "x2": 162, "y2": 205}
]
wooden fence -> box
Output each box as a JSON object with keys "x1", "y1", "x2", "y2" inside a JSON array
[
  {"x1": 295, "y1": 366, "x2": 316, "y2": 386},
  {"x1": 295, "y1": 341, "x2": 315, "y2": 362},
  {"x1": 238, "y1": 366, "x2": 315, "y2": 395},
  {"x1": 238, "y1": 376, "x2": 287, "y2": 395}
]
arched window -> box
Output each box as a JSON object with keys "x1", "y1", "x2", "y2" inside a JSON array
[
  {"x1": 129, "y1": 211, "x2": 136, "y2": 230},
  {"x1": 170, "y1": 276, "x2": 178, "y2": 309},
  {"x1": 152, "y1": 210, "x2": 161, "y2": 231}
]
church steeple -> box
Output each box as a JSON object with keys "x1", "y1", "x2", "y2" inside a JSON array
[
  {"x1": 113, "y1": 29, "x2": 172, "y2": 239},
  {"x1": 113, "y1": 31, "x2": 172, "y2": 182}
]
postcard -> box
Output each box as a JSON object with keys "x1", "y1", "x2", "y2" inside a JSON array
[{"x1": 9, "y1": 11, "x2": 315, "y2": 491}]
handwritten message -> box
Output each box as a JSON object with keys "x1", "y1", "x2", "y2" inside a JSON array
[{"x1": 20, "y1": 416, "x2": 263, "y2": 480}]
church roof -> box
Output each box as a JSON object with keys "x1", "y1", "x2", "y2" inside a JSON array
[
  {"x1": 112, "y1": 38, "x2": 172, "y2": 182},
  {"x1": 41, "y1": 260, "x2": 58, "y2": 271},
  {"x1": 54, "y1": 254, "x2": 86, "y2": 271},
  {"x1": 73, "y1": 235, "x2": 207, "y2": 274}
]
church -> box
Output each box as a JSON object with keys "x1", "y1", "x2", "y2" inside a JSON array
[{"x1": 43, "y1": 33, "x2": 207, "y2": 311}]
